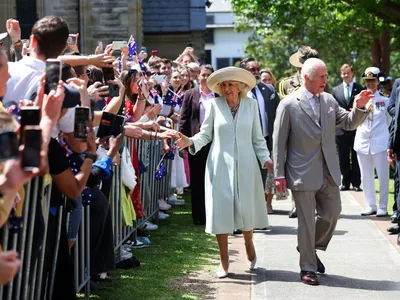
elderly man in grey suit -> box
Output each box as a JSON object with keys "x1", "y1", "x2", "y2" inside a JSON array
[{"x1": 273, "y1": 58, "x2": 373, "y2": 286}]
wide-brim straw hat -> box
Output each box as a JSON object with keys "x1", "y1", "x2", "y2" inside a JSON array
[
  {"x1": 289, "y1": 52, "x2": 304, "y2": 68},
  {"x1": 206, "y1": 67, "x2": 256, "y2": 95}
]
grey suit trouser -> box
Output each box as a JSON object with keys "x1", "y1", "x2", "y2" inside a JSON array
[{"x1": 291, "y1": 163, "x2": 342, "y2": 272}]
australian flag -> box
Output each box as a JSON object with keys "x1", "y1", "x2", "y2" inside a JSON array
[
  {"x1": 137, "y1": 57, "x2": 148, "y2": 73},
  {"x1": 163, "y1": 90, "x2": 175, "y2": 106},
  {"x1": 177, "y1": 91, "x2": 184, "y2": 107},
  {"x1": 128, "y1": 35, "x2": 137, "y2": 58},
  {"x1": 150, "y1": 89, "x2": 160, "y2": 104}
]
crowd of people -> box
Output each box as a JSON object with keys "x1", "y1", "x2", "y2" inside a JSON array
[{"x1": 0, "y1": 13, "x2": 400, "y2": 296}]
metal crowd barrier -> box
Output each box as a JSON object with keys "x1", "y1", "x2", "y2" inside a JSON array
[
  {"x1": 111, "y1": 138, "x2": 172, "y2": 258},
  {"x1": 0, "y1": 137, "x2": 172, "y2": 300}
]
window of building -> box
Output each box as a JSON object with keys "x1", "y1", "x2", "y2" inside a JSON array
[
  {"x1": 206, "y1": 15, "x2": 215, "y2": 25},
  {"x1": 232, "y1": 57, "x2": 242, "y2": 67},
  {"x1": 216, "y1": 58, "x2": 230, "y2": 70},
  {"x1": 205, "y1": 28, "x2": 214, "y2": 44}
]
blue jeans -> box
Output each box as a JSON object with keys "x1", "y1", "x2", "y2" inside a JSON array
[{"x1": 67, "y1": 195, "x2": 83, "y2": 241}]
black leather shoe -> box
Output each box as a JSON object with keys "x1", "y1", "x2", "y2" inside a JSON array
[
  {"x1": 289, "y1": 207, "x2": 297, "y2": 218},
  {"x1": 352, "y1": 186, "x2": 362, "y2": 192},
  {"x1": 300, "y1": 271, "x2": 319, "y2": 285},
  {"x1": 390, "y1": 211, "x2": 399, "y2": 223},
  {"x1": 296, "y1": 246, "x2": 325, "y2": 274},
  {"x1": 340, "y1": 185, "x2": 350, "y2": 191},
  {"x1": 233, "y1": 229, "x2": 242, "y2": 234},
  {"x1": 387, "y1": 224, "x2": 400, "y2": 234}
]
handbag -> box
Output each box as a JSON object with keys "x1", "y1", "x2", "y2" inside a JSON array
[{"x1": 121, "y1": 147, "x2": 137, "y2": 191}]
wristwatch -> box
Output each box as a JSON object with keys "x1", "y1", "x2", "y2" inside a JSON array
[
  {"x1": 13, "y1": 40, "x2": 22, "y2": 47},
  {"x1": 84, "y1": 152, "x2": 98, "y2": 162}
]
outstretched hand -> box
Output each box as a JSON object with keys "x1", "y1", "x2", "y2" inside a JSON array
[
  {"x1": 354, "y1": 90, "x2": 375, "y2": 109},
  {"x1": 174, "y1": 132, "x2": 193, "y2": 151}
]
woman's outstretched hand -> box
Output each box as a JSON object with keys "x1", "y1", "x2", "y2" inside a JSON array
[{"x1": 174, "y1": 132, "x2": 193, "y2": 151}]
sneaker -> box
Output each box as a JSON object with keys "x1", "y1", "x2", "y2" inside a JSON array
[
  {"x1": 168, "y1": 198, "x2": 185, "y2": 205},
  {"x1": 137, "y1": 236, "x2": 151, "y2": 245},
  {"x1": 376, "y1": 208, "x2": 388, "y2": 217},
  {"x1": 158, "y1": 211, "x2": 169, "y2": 220},
  {"x1": 121, "y1": 248, "x2": 132, "y2": 260},
  {"x1": 122, "y1": 244, "x2": 132, "y2": 252},
  {"x1": 131, "y1": 239, "x2": 146, "y2": 249},
  {"x1": 143, "y1": 221, "x2": 158, "y2": 231},
  {"x1": 158, "y1": 199, "x2": 172, "y2": 211},
  {"x1": 168, "y1": 194, "x2": 178, "y2": 202}
]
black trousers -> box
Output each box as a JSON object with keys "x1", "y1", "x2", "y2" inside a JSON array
[
  {"x1": 188, "y1": 143, "x2": 211, "y2": 225},
  {"x1": 394, "y1": 159, "x2": 400, "y2": 212},
  {"x1": 336, "y1": 130, "x2": 361, "y2": 188}
]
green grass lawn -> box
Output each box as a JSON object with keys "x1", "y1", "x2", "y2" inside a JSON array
[
  {"x1": 374, "y1": 178, "x2": 395, "y2": 214},
  {"x1": 83, "y1": 193, "x2": 218, "y2": 300}
]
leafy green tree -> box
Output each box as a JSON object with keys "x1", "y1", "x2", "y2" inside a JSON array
[{"x1": 232, "y1": 0, "x2": 400, "y2": 85}]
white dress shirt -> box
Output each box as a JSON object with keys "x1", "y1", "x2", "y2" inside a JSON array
[
  {"x1": 4, "y1": 56, "x2": 46, "y2": 107},
  {"x1": 247, "y1": 85, "x2": 268, "y2": 137},
  {"x1": 343, "y1": 81, "x2": 354, "y2": 103},
  {"x1": 199, "y1": 89, "x2": 215, "y2": 125},
  {"x1": 302, "y1": 87, "x2": 320, "y2": 114}
]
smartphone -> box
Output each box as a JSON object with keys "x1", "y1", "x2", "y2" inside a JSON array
[
  {"x1": 102, "y1": 66, "x2": 115, "y2": 83},
  {"x1": 112, "y1": 41, "x2": 127, "y2": 50},
  {"x1": 22, "y1": 126, "x2": 42, "y2": 170},
  {"x1": 107, "y1": 84, "x2": 120, "y2": 97},
  {"x1": 154, "y1": 75, "x2": 167, "y2": 84},
  {"x1": 20, "y1": 106, "x2": 41, "y2": 144},
  {"x1": 98, "y1": 41, "x2": 103, "y2": 51},
  {"x1": 151, "y1": 50, "x2": 158, "y2": 56},
  {"x1": 97, "y1": 111, "x2": 116, "y2": 138},
  {"x1": 45, "y1": 59, "x2": 61, "y2": 94},
  {"x1": 74, "y1": 106, "x2": 90, "y2": 140},
  {"x1": 0, "y1": 131, "x2": 19, "y2": 163},
  {"x1": 186, "y1": 42, "x2": 193, "y2": 47},
  {"x1": 67, "y1": 34, "x2": 77, "y2": 45},
  {"x1": 141, "y1": 47, "x2": 147, "y2": 53},
  {"x1": 111, "y1": 115, "x2": 126, "y2": 137},
  {"x1": 138, "y1": 79, "x2": 149, "y2": 100}
]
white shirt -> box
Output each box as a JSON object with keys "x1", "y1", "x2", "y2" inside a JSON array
[
  {"x1": 4, "y1": 56, "x2": 45, "y2": 107},
  {"x1": 354, "y1": 91, "x2": 390, "y2": 155},
  {"x1": 343, "y1": 81, "x2": 354, "y2": 101},
  {"x1": 199, "y1": 89, "x2": 215, "y2": 125},
  {"x1": 247, "y1": 85, "x2": 268, "y2": 137},
  {"x1": 302, "y1": 87, "x2": 320, "y2": 114}
]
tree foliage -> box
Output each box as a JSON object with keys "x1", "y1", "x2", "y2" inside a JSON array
[{"x1": 231, "y1": 0, "x2": 400, "y2": 85}]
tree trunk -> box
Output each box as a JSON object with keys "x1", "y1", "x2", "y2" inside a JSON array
[
  {"x1": 380, "y1": 27, "x2": 391, "y2": 75},
  {"x1": 371, "y1": 28, "x2": 391, "y2": 75}
]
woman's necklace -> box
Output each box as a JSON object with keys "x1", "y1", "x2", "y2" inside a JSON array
[{"x1": 229, "y1": 101, "x2": 240, "y2": 118}]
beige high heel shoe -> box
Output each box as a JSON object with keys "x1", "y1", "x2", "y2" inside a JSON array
[
  {"x1": 216, "y1": 263, "x2": 229, "y2": 278},
  {"x1": 247, "y1": 255, "x2": 257, "y2": 270}
]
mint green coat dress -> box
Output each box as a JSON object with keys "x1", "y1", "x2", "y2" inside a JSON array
[{"x1": 189, "y1": 96, "x2": 270, "y2": 234}]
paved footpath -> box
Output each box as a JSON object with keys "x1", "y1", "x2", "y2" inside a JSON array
[{"x1": 214, "y1": 191, "x2": 400, "y2": 300}]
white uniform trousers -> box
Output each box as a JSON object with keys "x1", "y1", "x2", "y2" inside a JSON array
[{"x1": 357, "y1": 150, "x2": 389, "y2": 210}]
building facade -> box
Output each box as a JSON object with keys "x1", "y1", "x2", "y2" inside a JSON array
[{"x1": 205, "y1": 0, "x2": 252, "y2": 69}]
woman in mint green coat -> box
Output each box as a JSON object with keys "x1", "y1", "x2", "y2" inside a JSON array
[{"x1": 175, "y1": 67, "x2": 273, "y2": 278}]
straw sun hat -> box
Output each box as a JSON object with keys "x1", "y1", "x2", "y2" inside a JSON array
[{"x1": 206, "y1": 67, "x2": 256, "y2": 95}]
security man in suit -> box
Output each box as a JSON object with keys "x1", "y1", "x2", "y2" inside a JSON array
[
  {"x1": 331, "y1": 64, "x2": 364, "y2": 192},
  {"x1": 239, "y1": 57, "x2": 280, "y2": 215},
  {"x1": 179, "y1": 64, "x2": 216, "y2": 225},
  {"x1": 278, "y1": 45, "x2": 320, "y2": 218}
]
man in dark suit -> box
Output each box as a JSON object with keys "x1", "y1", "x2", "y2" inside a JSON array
[
  {"x1": 388, "y1": 83, "x2": 400, "y2": 244},
  {"x1": 179, "y1": 64, "x2": 215, "y2": 225},
  {"x1": 240, "y1": 57, "x2": 280, "y2": 214},
  {"x1": 332, "y1": 64, "x2": 364, "y2": 191}
]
